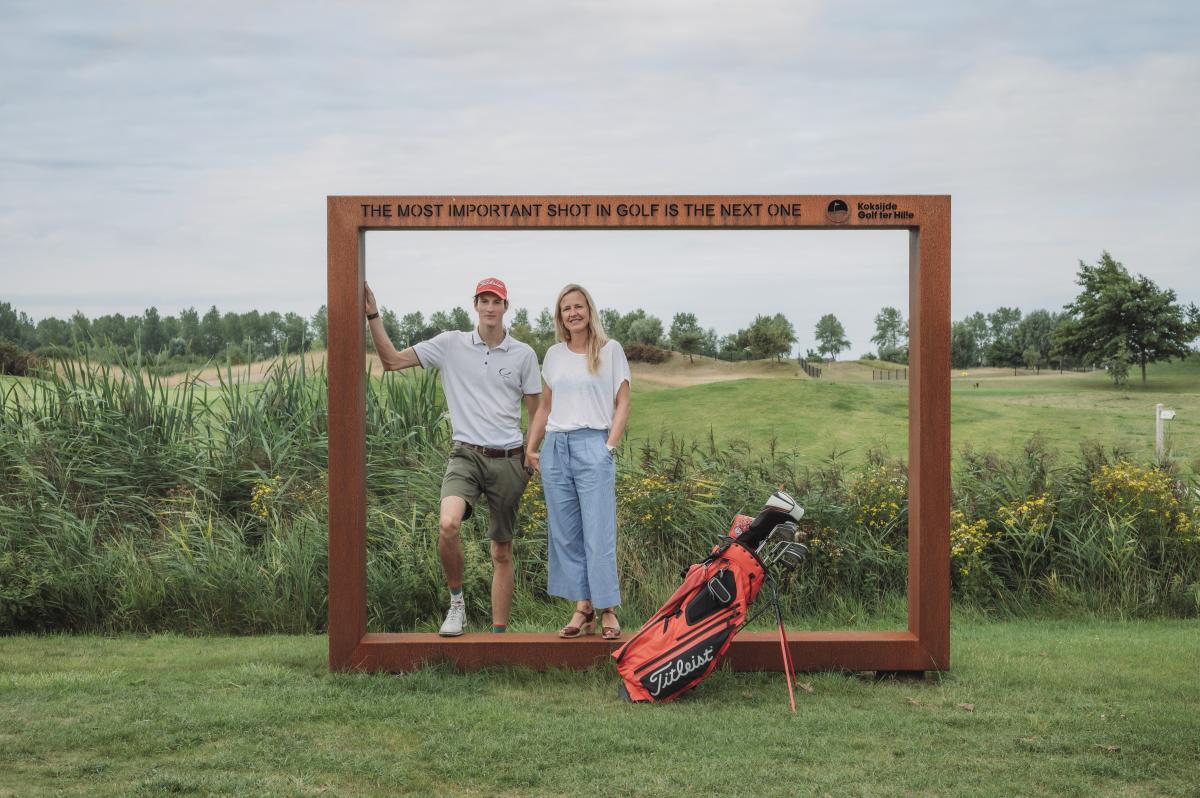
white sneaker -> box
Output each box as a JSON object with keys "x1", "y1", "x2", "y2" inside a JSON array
[{"x1": 439, "y1": 602, "x2": 466, "y2": 637}]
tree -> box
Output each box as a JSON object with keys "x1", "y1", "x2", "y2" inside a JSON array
[
  {"x1": 607, "y1": 308, "x2": 645, "y2": 344},
  {"x1": 237, "y1": 310, "x2": 262, "y2": 355},
  {"x1": 91, "y1": 313, "x2": 131, "y2": 348},
  {"x1": 984, "y1": 307, "x2": 1023, "y2": 367},
  {"x1": 398, "y1": 311, "x2": 429, "y2": 347},
  {"x1": 668, "y1": 312, "x2": 704, "y2": 363},
  {"x1": 736, "y1": 314, "x2": 794, "y2": 362},
  {"x1": 1013, "y1": 309, "x2": 1060, "y2": 372},
  {"x1": 380, "y1": 309, "x2": 402, "y2": 352},
  {"x1": 1106, "y1": 342, "x2": 1130, "y2": 387},
  {"x1": 69, "y1": 309, "x2": 91, "y2": 343},
  {"x1": 311, "y1": 305, "x2": 328, "y2": 348},
  {"x1": 773, "y1": 315, "x2": 798, "y2": 361},
  {"x1": 700, "y1": 327, "x2": 720, "y2": 358},
  {"x1": 263, "y1": 311, "x2": 285, "y2": 354},
  {"x1": 429, "y1": 310, "x2": 453, "y2": 333},
  {"x1": 221, "y1": 312, "x2": 244, "y2": 354},
  {"x1": 760, "y1": 314, "x2": 797, "y2": 362},
  {"x1": 508, "y1": 308, "x2": 536, "y2": 352},
  {"x1": 599, "y1": 308, "x2": 621, "y2": 337},
  {"x1": 449, "y1": 307, "x2": 472, "y2": 331},
  {"x1": 533, "y1": 307, "x2": 556, "y2": 346},
  {"x1": 141, "y1": 307, "x2": 165, "y2": 354},
  {"x1": 1053, "y1": 252, "x2": 1198, "y2": 384},
  {"x1": 813, "y1": 314, "x2": 850, "y2": 362},
  {"x1": 964, "y1": 312, "x2": 989, "y2": 366},
  {"x1": 199, "y1": 306, "x2": 223, "y2": 356},
  {"x1": 35, "y1": 316, "x2": 71, "y2": 348},
  {"x1": 0, "y1": 302, "x2": 37, "y2": 349},
  {"x1": 718, "y1": 332, "x2": 747, "y2": 361},
  {"x1": 161, "y1": 313, "x2": 180, "y2": 344},
  {"x1": 282, "y1": 312, "x2": 309, "y2": 353},
  {"x1": 870, "y1": 306, "x2": 907, "y2": 362},
  {"x1": 950, "y1": 320, "x2": 979, "y2": 370},
  {"x1": 178, "y1": 307, "x2": 200, "y2": 347},
  {"x1": 626, "y1": 315, "x2": 664, "y2": 346}
]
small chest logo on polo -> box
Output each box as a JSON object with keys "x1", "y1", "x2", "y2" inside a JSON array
[{"x1": 497, "y1": 367, "x2": 514, "y2": 382}]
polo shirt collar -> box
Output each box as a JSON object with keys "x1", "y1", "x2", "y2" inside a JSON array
[{"x1": 470, "y1": 328, "x2": 512, "y2": 351}]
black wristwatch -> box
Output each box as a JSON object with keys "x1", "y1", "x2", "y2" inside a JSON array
[{"x1": 366, "y1": 312, "x2": 379, "y2": 320}]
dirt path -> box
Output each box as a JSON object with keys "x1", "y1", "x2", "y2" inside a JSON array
[{"x1": 631, "y1": 354, "x2": 803, "y2": 387}]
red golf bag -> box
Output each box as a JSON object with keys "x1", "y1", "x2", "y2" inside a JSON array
[{"x1": 612, "y1": 492, "x2": 805, "y2": 705}]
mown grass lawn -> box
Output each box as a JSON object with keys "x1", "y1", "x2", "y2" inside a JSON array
[
  {"x1": 627, "y1": 358, "x2": 1200, "y2": 469},
  {"x1": 3, "y1": 619, "x2": 1197, "y2": 797}
]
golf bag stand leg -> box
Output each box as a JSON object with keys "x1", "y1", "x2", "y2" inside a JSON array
[{"x1": 768, "y1": 577, "x2": 797, "y2": 713}]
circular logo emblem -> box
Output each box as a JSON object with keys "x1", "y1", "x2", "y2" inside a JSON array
[{"x1": 825, "y1": 199, "x2": 849, "y2": 224}]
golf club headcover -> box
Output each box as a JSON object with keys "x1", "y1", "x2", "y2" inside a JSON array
[{"x1": 738, "y1": 491, "x2": 805, "y2": 549}]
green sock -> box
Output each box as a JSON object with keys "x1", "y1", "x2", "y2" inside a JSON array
[
  {"x1": 449, "y1": 586, "x2": 463, "y2": 602},
  {"x1": 491, "y1": 625, "x2": 506, "y2": 633}
]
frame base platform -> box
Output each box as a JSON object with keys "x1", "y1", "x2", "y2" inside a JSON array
[{"x1": 337, "y1": 631, "x2": 943, "y2": 674}]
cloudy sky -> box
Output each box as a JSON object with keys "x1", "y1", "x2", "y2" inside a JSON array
[{"x1": 2, "y1": 1, "x2": 1197, "y2": 354}]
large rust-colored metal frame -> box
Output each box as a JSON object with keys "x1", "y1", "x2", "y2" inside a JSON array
[{"x1": 328, "y1": 195, "x2": 950, "y2": 674}]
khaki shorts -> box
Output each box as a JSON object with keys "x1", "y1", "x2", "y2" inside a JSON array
[{"x1": 441, "y1": 444, "x2": 533, "y2": 542}]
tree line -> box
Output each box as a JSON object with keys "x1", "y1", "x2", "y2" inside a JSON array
[
  {"x1": 2, "y1": 252, "x2": 1195, "y2": 383},
  {"x1": 0, "y1": 305, "x2": 317, "y2": 366},
  {"x1": 369, "y1": 305, "x2": 802, "y2": 364},
  {"x1": 949, "y1": 253, "x2": 1197, "y2": 384},
  {"x1": 807, "y1": 253, "x2": 1198, "y2": 385},
  {"x1": 0, "y1": 300, "x2": 802, "y2": 367}
]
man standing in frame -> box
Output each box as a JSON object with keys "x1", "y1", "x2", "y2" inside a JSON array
[{"x1": 364, "y1": 277, "x2": 541, "y2": 636}]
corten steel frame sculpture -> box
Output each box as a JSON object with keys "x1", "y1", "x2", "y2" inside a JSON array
[{"x1": 328, "y1": 194, "x2": 950, "y2": 674}]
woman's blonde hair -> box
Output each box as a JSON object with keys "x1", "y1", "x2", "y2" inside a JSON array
[{"x1": 554, "y1": 283, "x2": 608, "y2": 374}]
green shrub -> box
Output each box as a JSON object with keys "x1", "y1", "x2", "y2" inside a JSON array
[
  {"x1": 0, "y1": 338, "x2": 39, "y2": 376},
  {"x1": 624, "y1": 343, "x2": 670, "y2": 363}
]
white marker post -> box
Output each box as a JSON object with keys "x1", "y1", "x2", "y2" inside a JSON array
[{"x1": 1156, "y1": 403, "x2": 1177, "y2": 460}]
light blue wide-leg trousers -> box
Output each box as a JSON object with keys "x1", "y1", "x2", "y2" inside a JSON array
[{"x1": 541, "y1": 428, "x2": 621, "y2": 609}]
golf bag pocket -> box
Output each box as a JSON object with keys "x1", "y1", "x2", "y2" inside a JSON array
[
  {"x1": 685, "y1": 568, "x2": 736, "y2": 624},
  {"x1": 613, "y1": 542, "x2": 765, "y2": 703}
]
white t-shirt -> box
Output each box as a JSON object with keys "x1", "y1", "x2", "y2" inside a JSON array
[
  {"x1": 413, "y1": 329, "x2": 541, "y2": 449},
  {"x1": 543, "y1": 339, "x2": 631, "y2": 433}
]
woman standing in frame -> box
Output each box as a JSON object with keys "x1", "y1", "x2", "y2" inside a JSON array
[{"x1": 526, "y1": 284, "x2": 632, "y2": 639}]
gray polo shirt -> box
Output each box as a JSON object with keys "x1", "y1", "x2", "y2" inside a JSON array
[{"x1": 413, "y1": 329, "x2": 541, "y2": 449}]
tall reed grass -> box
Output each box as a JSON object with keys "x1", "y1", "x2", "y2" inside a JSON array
[{"x1": 2, "y1": 355, "x2": 1197, "y2": 634}]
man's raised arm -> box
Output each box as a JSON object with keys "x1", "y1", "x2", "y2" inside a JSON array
[{"x1": 364, "y1": 281, "x2": 421, "y2": 371}]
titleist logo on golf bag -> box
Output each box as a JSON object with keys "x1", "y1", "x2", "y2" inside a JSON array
[
  {"x1": 638, "y1": 628, "x2": 732, "y2": 701},
  {"x1": 647, "y1": 646, "x2": 715, "y2": 697}
]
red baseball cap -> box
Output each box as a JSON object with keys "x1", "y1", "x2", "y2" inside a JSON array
[{"x1": 474, "y1": 277, "x2": 508, "y2": 300}]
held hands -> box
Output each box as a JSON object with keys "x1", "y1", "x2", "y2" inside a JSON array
[
  {"x1": 525, "y1": 449, "x2": 541, "y2": 474},
  {"x1": 363, "y1": 281, "x2": 379, "y2": 317}
]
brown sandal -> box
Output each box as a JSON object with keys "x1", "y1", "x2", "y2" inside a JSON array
[
  {"x1": 600, "y1": 609, "x2": 621, "y2": 640},
  {"x1": 558, "y1": 608, "x2": 596, "y2": 638}
]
